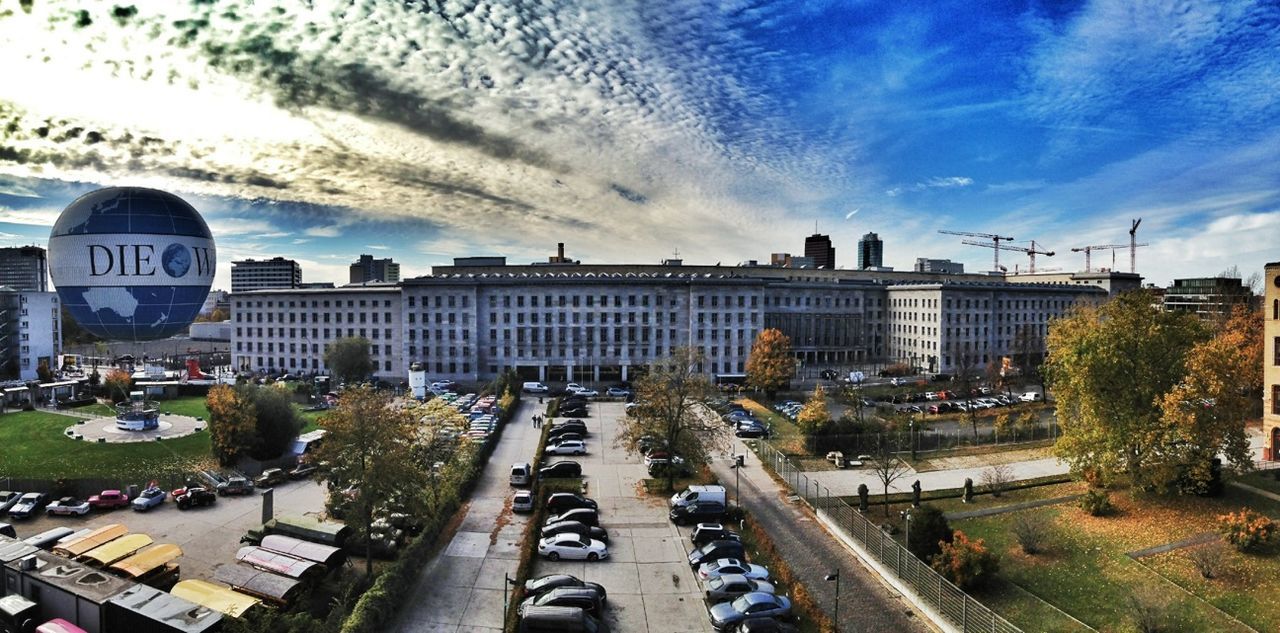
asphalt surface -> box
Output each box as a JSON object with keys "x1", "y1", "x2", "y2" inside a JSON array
[{"x1": 711, "y1": 443, "x2": 931, "y2": 633}]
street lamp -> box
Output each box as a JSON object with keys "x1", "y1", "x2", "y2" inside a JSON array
[
  {"x1": 824, "y1": 570, "x2": 841, "y2": 633},
  {"x1": 900, "y1": 509, "x2": 913, "y2": 553}
]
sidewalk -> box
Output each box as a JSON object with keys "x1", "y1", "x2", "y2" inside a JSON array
[
  {"x1": 712, "y1": 440, "x2": 931, "y2": 633},
  {"x1": 392, "y1": 399, "x2": 543, "y2": 633}
]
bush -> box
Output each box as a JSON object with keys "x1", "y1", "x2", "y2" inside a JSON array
[
  {"x1": 1187, "y1": 542, "x2": 1225, "y2": 579},
  {"x1": 906, "y1": 504, "x2": 952, "y2": 562},
  {"x1": 1010, "y1": 512, "x2": 1048, "y2": 555},
  {"x1": 1079, "y1": 488, "x2": 1114, "y2": 516},
  {"x1": 980, "y1": 464, "x2": 1014, "y2": 497},
  {"x1": 250, "y1": 386, "x2": 303, "y2": 459},
  {"x1": 932, "y1": 530, "x2": 999, "y2": 590},
  {"x1": 1128, "y1": 584, "x2": 1172, "y2": 633},
  {"x1": 1218, "y1": 508, "x2": 1276, "y2": 552}
]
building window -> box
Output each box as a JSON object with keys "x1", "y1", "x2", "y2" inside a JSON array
[{"x1": 1275, "y1": 385, "x2": 1280, "y2": 415}]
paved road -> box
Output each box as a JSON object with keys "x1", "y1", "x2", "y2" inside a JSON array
[
  {"x1": 531, "y1": 401, "x2": 711, "y2": 633},
  {"x1": 711, "y1": 442, "x2": 931, "y2": 633},
  {"x1": 393, "y1": 398, "x2": 543, "y2": 633}
]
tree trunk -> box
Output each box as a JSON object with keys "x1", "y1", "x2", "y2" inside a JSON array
[
  {"x1": 883, "y1": 484, "x2": 890, "y2": 517},
  {"x1": 365, "y1": 506, "x2": 374, "y2": 577}
]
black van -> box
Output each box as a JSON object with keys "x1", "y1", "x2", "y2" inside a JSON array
[
  {"x1": 519, "y1": 587, "x2": 604, "y2": 617},
  {"x1": 518, "y1": 606, "x2": 608, "y2": 633}
]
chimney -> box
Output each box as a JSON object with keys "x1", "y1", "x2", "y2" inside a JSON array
[{"x1": 557, "y1": 243, "x2": 565, "y2": 260}]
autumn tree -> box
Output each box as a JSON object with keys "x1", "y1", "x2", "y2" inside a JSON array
[
  {"x1": 324, "y1": 337, "x2": 374, "y2": 386},
  {"x1": 1046, "y1": 290, "x2": 1209, "y2": 490},
  {"x1": 314, "y1": 385, "x2": 429, "y2": 576},
  {"x1": 796, "y1": 385, "x2": 831, "y2": 435},
  {"x1": 869, "y1": 437, "x2": 910, "y2": 517},
  {"x1": 746, "y1": 328, "x2": 796, "y2": 399},
  {"x1": 1157, "y1": 305, "x2": 1261, "y2": 493},
  {"x1": 250, "y1": 385, "x2": 303, "y2": 460},
  {"x1": 36, "y1": 360, "x2": 53, "y2": 384},
  {"x1": 206, "y1": 384, "x2": 258, "y2": 465},
  {"x1": 102, "y1": 368, "x2": 132, "y2": 404},
  {"x1": 617, "y1": 347, "x2": 725, "y2": 491},
  {"x1": 932, "y1": 531, "x2": 999, "y2": 590}
]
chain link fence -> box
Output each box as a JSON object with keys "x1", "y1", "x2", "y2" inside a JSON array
[
  {"x1": 757, "y1": 440, "x2": 1023, "y2": 633},
  {"x1": 800, "y1": 422, "x2": 1060, "y2": 458}
]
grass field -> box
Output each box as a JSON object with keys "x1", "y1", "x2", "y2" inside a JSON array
[
  {"x1": 956, "y1": 485, "x2": 1280, "y2": 632},
  {"x1": 0, "y1": 410, "x2": 213, "y2": 480}
]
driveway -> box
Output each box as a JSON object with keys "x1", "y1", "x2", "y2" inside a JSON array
[{"x1": 530, "y1": 401, "x2": 712, "y2": 633}]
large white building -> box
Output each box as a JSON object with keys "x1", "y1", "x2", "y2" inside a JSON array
[
  {"x1": 229, "y1": 259, "x2": 1107, "y2": 382},
  {"x1": 230, "y1": 257, "x2": 302, "y2": 293},
  {"x1": 0, "y1": 289, "x2": 61, "y2": 380}
]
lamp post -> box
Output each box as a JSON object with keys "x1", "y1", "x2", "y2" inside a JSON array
[
  {"x1": 824, "y1": 570, "x2": 841, "y2": 633},
  {"x1": 909, "y1": 416, "x2": 917, "y2": 461},
  {"x1": 900, "y1": 509, "x2": 913, "y2": 553}
]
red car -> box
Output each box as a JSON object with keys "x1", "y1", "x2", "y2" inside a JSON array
[{"x1": 88, "y1": 490, "x2": 130, "y2": 509}]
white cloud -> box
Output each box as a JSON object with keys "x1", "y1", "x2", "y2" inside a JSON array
[
  {"x1": 0, "y1": 205, "x2": 59, "y2": 226},
  {"x1": 365, "y1": 244, "x2": 389, "y2": 250},
  {"x1": 886, "y1": 176, "x2": 974, "y2": 197},
  {"x1": 305, "y1": 226, "x2": 341, "y2": 238}
]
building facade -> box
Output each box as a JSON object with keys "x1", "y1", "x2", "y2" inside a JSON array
[
  {"x1": 349, "y1": 254, "x2": 401, "y2": 284},
  {"x1": 857, "y1": 233, "x2": 883, "y2": 269},
  {"x1": 914, "y1": 258, "x2": 965, "y2": 275},
  {"x1": 804, "y1": 234, "x2": 836, "y2": 270},
  {"x1": 0, "y1": 290, "x2": 61, "y2": 380},
  {"x1": 0, "y1": 246, "x2": 48, "y2": 292},
  {"x1": 1163, "y1": 276, "x2": 1253, "y2": 320},
  {"x1": 1264, "y1": 263, "x2": 1280, "y2": 460},
  {"x1": 1006, "y1": 270, "x2": 1143, "y2": 297},
  {"x1": 230, "y1": 286, "x2": 403, "y2": 379},
  {"x1": 230, "y1": 257, "x2": 302, "y2": 293}
]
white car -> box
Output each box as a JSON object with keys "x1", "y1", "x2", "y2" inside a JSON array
[
  {"x1": 698, "y1": 558, "x2": 770, "y2": 581},
  {"x1": 512, "y1": 491, "x2": 535, "y2": 513},
  {"x1": 1020, "y1": 392, "x2": 1044, "y2": 402},
  {"x1": 566, "y1": 383, "x2": 585, "y2": 392},
  {"x1": 573, "y1": 389, "x2": 600, "y2": 398},
  {"x1": 537, "y1": 532, "x2": 609, "y2": 561},
  {"x1": 46, "y1": 497, "x2": 91, "y2": 516},
  {"x1": 547, "y1": 440, "x2": 587, "y2": 456}
]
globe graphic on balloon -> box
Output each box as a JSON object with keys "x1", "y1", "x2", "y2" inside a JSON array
[{"x1": 48, "y1": 187, "x2": 217, "y2": 341}]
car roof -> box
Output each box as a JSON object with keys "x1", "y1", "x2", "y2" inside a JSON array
[
  {"x1": 549, "y1": 532, "x2": 586, "y2": 542},
  {"x1": 741, "y1": 592, "x2": 779, "y2": 605}
]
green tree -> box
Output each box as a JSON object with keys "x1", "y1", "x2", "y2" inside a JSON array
[
  {"x1": 314, "y1": 385, "x2": 429, "y2": 576},
  {"x1": 617, "y1": 347, "x2": 725, "y2": 491},
  {"x1": 324, "y1": 337, "x2": 374, "y2": 386},
  {"x1": 249, "y1": 385, "x2": 303, "y2": 460},
  {"x1": 745, "y1": 328, "x2": 796, "y2": 399},
  {"x1": 796, "y1": 385, "x2": 831, "y2": 435},
  {"x1": 206, "y1": 384, "x2": 258, "y2": 465},
  {"x1": 1046, "y1": 290, "x2": 1210, "y2": 490},
  {"x1": 906, "y1": 504, "x2": 952, "y2": 562}
]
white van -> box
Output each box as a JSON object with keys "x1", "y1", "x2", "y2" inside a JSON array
[
  {"x1": 669, "y1": 485, "x2": 727, "y2": 509},
  {"x1": 523, "y1": 382, "x2": 549, "y2": 394},
  {"x1": 1019, "y1": 392, "x2": 1043, "y2": 402},
  {"x1": 510, "y1": 463, "x2": 532, "y2": 486}
]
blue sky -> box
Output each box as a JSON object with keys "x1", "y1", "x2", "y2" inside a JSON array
[{"x1": 0, "y1": 0, "x2": 1276, "y2": 288}]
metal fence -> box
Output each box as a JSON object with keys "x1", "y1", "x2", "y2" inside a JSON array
[
  {"x1": 801, "y1": 422, "x2": 1060, "y2": 457},
  {"x1": 757, "y1": 440, "x2": 1023, "y2": 633}
]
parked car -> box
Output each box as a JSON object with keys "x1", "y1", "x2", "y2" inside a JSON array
[
  {"x1": 88, "y1": 490, "x2": 130, "y2": 510},
  {"x1": 541, "y1": 520, "x2": 610, "y2": 544},
  {"x1": 549, "y1": 432, "x2": 585, "y2": 445},
  {"x1": 518, "y1": 587, "x2": 604, "y2": 617},
  {"x1": 8, "y1": 493, "x2": 47, "y2": 519},
  {"x1": 648, "y1": 458, "x2": 693, "y2": 478},
  {"x1": 522, "y1": 382, "x2": 549, "y2": 394},
  {"x1": 573, "y1": 389, "x2": 600, "y2": 398},
  {"x1": 519, "y1": 605, "x2": 608, "y2": 633},
  {"x1": 539, "y1": 461, "x2": 582, "y2": 479},
  {"x1": 546, "y1": 493, "x2": 598, "y2": 515},
  {"x1": 511, "y1": 462, "x2": 533, "y2": 486},
  {"x1": 513, "y1": 491, "x2": 535, "y2": 513},
  {"x1": 705, "y1": 574, "x2": 777, "y2": 603},
  {"x1": 46, "y1": 497, "x2": 91, "y2": 516},
  {"x1": 547, "y1": 440, "x2": 587, "y2": 456},
  {"x1": 0, "y1": 491, "x2": 21, "y2": 515},
  {"x1": 255, "y1": 468, "x2": 287, "y2": 487},
  {"x1": 524, "y1": 574, "x2": 607, "y2": 603},
  {"x1": 735, "y1": 424, "x2": 770, "y2": 439},
  {"x1": 709, "y1": 593, "x2": 793, "y2": 631},
  {"x1": 217, "y1": 477, "x2": 255, "y2": 496},
  {"x1": 175, "y1": 487, "x2": 217, "y2": 510},
  {"x1": 699, "y1": 558, "x2": 771, "y2": 581},
  {"x1": 131, "y1": 486, "x2": 166, "y2": 511},
  {"x1": 606, "y1": 387, "x2": 631, "y2": 397},
  {"x1": 558, "y1": 406, "x2": 589, "y2": 418},
  {"x1": 1020, "y1": 392, "x2": 1043, "y2": 402},
  {"x1": 548, "y1": 425, "x2": 587, "y2": 440},
  {"x1": 731, "y1": 618, "x2": 800, "y2": 633},
  {"x1": 688, "y1": 540, "x2": 746, "y2": 569},
  {"x1": 288, "y1": 462, "x2": 318, "y2": 479},
  {"x1": 670, "y1": 501, "x2": 727, "y2": 526},
  {"x1": 545, "y1": 508, "x2": 599, "y2": 527},
  {"x1": 538, "y1": 532, "x2": 609, "y2": 561},
  {"x1": 691, "y1": 523, "x2": 741, "y2": 549}
]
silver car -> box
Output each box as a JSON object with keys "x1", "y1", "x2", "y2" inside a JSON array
[{"x1": 704, "y1": 573, "x2": 776, "y2": 603}]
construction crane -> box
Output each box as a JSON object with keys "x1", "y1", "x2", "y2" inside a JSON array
[
  {"x1": 1129, "y1": 218, "x2": 1142, "y2": 274},
  {"x1": 962, "y1": 239, "x2": 1055, "y2": 273},
  {"x1": 939, "y1": 230, "x2": 1015, "y2": 271},
  {"x1": 1072, "y1": 242, "x2": 1149, "y2": 272}
]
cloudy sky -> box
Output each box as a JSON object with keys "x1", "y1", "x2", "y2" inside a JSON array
[{"x1": 0, "y1": 0, "x2": 1277, "y2": 289}]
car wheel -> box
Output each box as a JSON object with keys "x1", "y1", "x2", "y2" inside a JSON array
[
  {"x1": 548, "y1": 551, "x2": 560, "y2": 561},
  {"x1": 587, "y1": 552, "x2": 599, "y2": 562}
]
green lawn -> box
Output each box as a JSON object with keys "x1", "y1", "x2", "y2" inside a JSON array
[
  {"x1": 0, "y1": 410, "x2": 213, "y2": 480},
  {"x1": 955, "y1": 485, "x2": 1280, "y2": 632}
]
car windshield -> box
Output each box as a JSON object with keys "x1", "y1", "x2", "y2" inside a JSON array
[
  {"x1": 731, "y1": 595, "x2": 753, "y2": 611},
  {"x1": 707, "y1": 577, "x2": 724, "y2": 589},
  {"x1": 530, "y1": 575, "x2": 570, "y2": 591}
]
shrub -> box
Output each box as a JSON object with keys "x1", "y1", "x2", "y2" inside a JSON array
[
  {"x1": 1128, "y1": 584, "x2": 1172, "y2": 633},
  {"x1": 980, "y1": 464, "x2": 1014, "y2": 497},
  {"x1": 932, "y1": 530, "x2": 999, "y2": 590},
  {"x1": 1010, "y1": 512, "x2": 1048, "y2": 555},
  {"x1": 1079, "y1": 488, "x2": 1114, "y2": 516},
  {"x1": 1218, "y1": 508, "x2": 1276, "y2": 552},
  {"x1": 1186, "y1": 542, "x2": 1225, "y2": 579},
  {"x1": 906, "y1": 504, "x2": 952, "y2": 562}
]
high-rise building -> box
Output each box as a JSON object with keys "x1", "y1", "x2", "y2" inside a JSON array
[
  {"x1": 857, "y1": 233, "x2": 883, "y2": 269},
  {"x1": 914, "y1": 258, "x2": 964, "y2": 274},
  {"x1": 231, "y1": 257, "x2": 302, "y2": 293},
  {"x1": 0, "y1": 246, "x2": 48, "y2": 292},
  {"x1": 1263, "y1": 262, "x2": 1280, "y2": 459},
  {"x1": 804, "y1": 234, "x2": 835, "y2": 270},
  {"x1": 1163, "y1": 277, "x2": 1253, "y2": 321},
  {"x1": 349, "y1": 254, "x2": 401, "y2": 284},
  {"x1": 0, "y1": 290, "x2": 60, "y2": 380}
]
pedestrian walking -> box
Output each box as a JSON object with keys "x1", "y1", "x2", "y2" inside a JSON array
[{"x1": 531, "y1": 415, "x2": 537, "y2": 427}]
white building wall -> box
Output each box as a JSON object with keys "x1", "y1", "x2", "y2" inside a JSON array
[{"x1": 18, "y1": 292, "x2": 60, "y2": 380}]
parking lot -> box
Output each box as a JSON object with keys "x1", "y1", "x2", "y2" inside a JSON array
[
  {"x1": 531, "y1": 400, "x2": 715, "y2": 633},
  {"x1": 2, "y1": 476, "x2": 326, "y2": 580}
]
